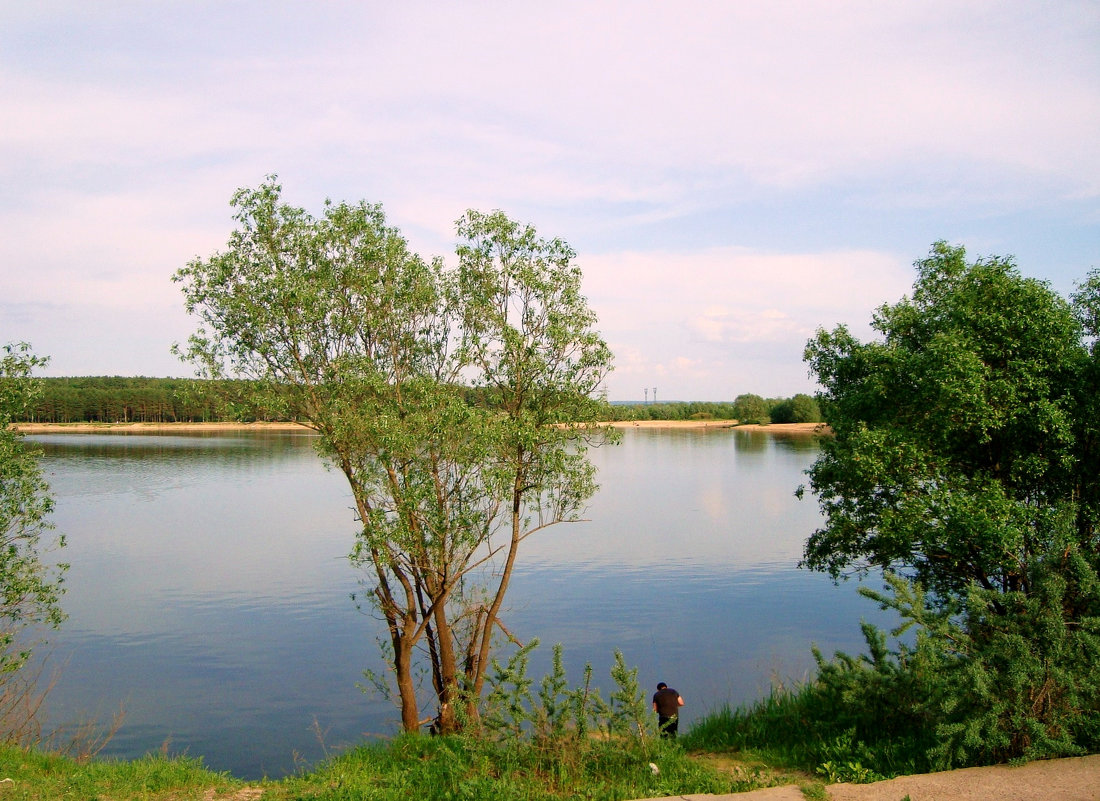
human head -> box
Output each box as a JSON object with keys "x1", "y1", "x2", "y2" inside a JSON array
[{"x1": 656, "y1": 682, "x2": 667, "y2": 690}]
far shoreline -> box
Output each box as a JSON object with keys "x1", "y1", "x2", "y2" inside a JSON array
[
  {"x1": 11, "y1": 420, "x2": 827, "y2": 435},
  {"x1": 604, "y1": 420, "x2": 825, "y2": 434}
]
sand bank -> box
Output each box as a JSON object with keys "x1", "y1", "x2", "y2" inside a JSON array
[
  {"x1": 12, "y1": 420, "x2": 827, "y2": 435},
  {"x1": 606, "y1": 420, "x2": 826, "y2": 434},
  {"x1": 9, "y1": 421, "x2": 314, "y2": 434}
]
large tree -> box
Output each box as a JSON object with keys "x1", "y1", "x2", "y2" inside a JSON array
[
  {"x1": 174, "y1": 180, "x2": 614, "y2": 732},
  {"x1": 798, "y1": 244, "x2": 1100, "y2": 763},
  {"x1": 802, "y1": 242, "x2": 1090, "y2": 603},
  {"x1": 0, "y1": 344, "x2": 66, "y2": 676}
]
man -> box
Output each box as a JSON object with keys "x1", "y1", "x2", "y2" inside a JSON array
[{"x1": 652, "y1": 681, "x2": 684, "y2": 738}]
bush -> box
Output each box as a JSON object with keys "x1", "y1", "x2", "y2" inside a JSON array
[
  {"x1": 688, "y1": 562, "x2": 1100, "y2": 779},
  {"x1": 0, "y1": 344, "x2": 66, "y2": 717}
]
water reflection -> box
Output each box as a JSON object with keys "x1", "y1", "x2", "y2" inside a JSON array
[
  {"x1": 35, "y1": 427, "x2": 885, "y2": 779},
  {"x1": 520, "y1": 426, "x2": 825, "y2": 571}
]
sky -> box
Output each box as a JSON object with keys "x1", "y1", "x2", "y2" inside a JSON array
[{"x1": 2, "y1": 2, "x2": 1098, "y2": 401}]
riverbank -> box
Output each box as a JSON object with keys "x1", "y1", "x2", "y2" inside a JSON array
[
  {"x1": 11, "y1": 420, "x2": 826, "y2": 434},
  {"x1": 607, "y1": 420, "x2": 825, "y2": 434},
  {"x1": 2, "y1": 739, "x2": 1095, "y2": 801},
  {"x1": 9, "y1": 421, "x2": 314, "y2": 434}
]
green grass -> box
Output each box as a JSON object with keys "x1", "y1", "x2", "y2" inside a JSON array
[
  {"x1": 680, "y1": 682, "x2": 924, "y2": 784},
  {"x1": 275, "y1": 733, "x2": 781, "y2": 800},
  {"x1": 681, "y1": 687, "x2": 821, "y2": 768},
  {"x1": 0, "y1": 733, "x2": 786, "y2": 801},
  {"x1": 0, "y1": 745, "x2": 242, "y2": 799}
]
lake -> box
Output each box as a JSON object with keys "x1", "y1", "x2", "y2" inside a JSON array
[{"x1": 31, "y1": 427, "x2": 890, "y2": 778}]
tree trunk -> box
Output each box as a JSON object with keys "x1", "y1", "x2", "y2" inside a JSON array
[
  {"x1": 469, "y1": 460, "x2": 526, "y2": 703},
  {"x1": 431, "y1": 592, "x2": 461, "y2": 733},
  {"x1": 394, "y1": 635, "x2": 420, "y2": 732}
]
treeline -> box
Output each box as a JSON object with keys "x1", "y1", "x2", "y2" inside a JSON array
[
  {"x1": 606, "y1": 393, "x2": 821, "y2": 424},
  {"x1": 17, "y1": 377, "x2": 284, "y2": 424},
  {"x1": 16, "y1": 378, "x2": 822, "y2": 426}
]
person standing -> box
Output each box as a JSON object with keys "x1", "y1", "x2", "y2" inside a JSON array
[{"x1": 652, "y1": 681, "x2": 684, "y2": 738}]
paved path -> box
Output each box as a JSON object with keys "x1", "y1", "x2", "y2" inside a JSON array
[{"x1": 632, "y1": 753, "x2": 1100, "y2": 801}]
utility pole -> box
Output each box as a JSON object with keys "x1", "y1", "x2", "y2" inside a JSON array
[
  {"x1": 644, "y1": 388, "x2": 649, "y2": 404},
  {"x1": 653, "y1": 387, "x2": 657, "y2": 404}
]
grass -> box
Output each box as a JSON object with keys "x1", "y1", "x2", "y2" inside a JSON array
[
  {"x1": 0, "y1": 732, "x2": 796, "y2": 801},
  {"x1": 680, "y1": 681, "x2": 924, "y2": 785},
  {"x1": 680, "y1": 686, "x2": 823, "y2": 770},
  {"x1": 0, "y1": 745, "x2": 243, "y2": 799}
]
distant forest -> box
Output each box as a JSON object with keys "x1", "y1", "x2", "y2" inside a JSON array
[
  {"x1": 15, "y1": 377, "x2": 822, "y2": 426},
  {"x1": 603, "y1": 393, "x2": 821, "y2": 424},
  {"x1": 19, "y1": 377, "x2": 274, "y2": 424}
]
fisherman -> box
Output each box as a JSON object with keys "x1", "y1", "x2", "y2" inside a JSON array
[{"x1": 652, "y1": 681, "x2": 684, "y2": 738}]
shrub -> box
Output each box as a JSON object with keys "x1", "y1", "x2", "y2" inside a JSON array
[{"x1": 688, "y1": 561, "x2": 1100, "y2": 779}]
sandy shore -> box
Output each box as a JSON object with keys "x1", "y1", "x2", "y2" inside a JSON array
[
  {"x1": 11, "y1": 420, "x2": 827, "y2": 435},
  {"x1": 9, "y1": 421, "x2": 314, "y2": 434},
  {"x1": 606, "y1": 420, "x2": 825, "y2": 434}
]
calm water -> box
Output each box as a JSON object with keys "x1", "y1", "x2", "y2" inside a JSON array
[{"x1": 32, "y1": 428, "x2": 889, "y2": 778}]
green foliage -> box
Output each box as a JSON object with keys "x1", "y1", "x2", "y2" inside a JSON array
[
  {"x1": 343, "y1": 643, "x2": 762, "y2": 801},
  {"x1": 482, "y1": 641, "x2": 655, "y2": 746},
  {"x1": 0, "y1": 344, "x2": 65, "y2": 679},
  {"x1": 21, "y1": 383, "x2": 828, "y2": 428},
  {"x1": 13, "y1": 376, "x2": 271, "y2": 424},
  {"x1": 597, "y1": 650, "x2": 654, "y2": 741},
  {"x1": 0, "y1": 733, "x2": 770, "y2": 801},
  {"x1": 788, "y1": 242, "x2": 1100, "y2": 770},
  {"x1": 286, "y1": 731, "x2": 760, "y2": 801},
  {"x1": 603, "y1": 395, "x2": 820, "y2": 424},
  {"x1": 684, "y1": 673, "x2": 919, "y2": 779},
  {"x1": 802, "y1": 242, "x2": 1088, "y2": 598},
  {"x1": 912, "y1": 543, "x2": 1100, "y2": 766},
  {"x1": 482, "y1": 639, "x2": 540, "y2": 740},
  {"x1": 734, "y1": 394, "x2": 771, "y2": 425},
  {"x1": 603, "y1": 401, "x2": 732, "y2": 421},
  {"x1": 690, "y1": 562, "x2": 1100, "y2": 778},
  {"x1": 175, "y1": 178, "x2": 616, "y2": 733},
  {"x1": 0, "y1": 744, "x2": 239, "y2": 800},
  {"x1": 816, "y1": 759, "x2": 880, "y2": 784},
  {"x1": 769, "y1": 393, "x2": 822, "y2": 424}
]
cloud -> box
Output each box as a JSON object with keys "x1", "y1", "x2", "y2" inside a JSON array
[
  {"x1": 582, "y1": 246, "x2": 913, "y2": 399},
  {"x1": 337, "y1": 2, "x2": 1100, "y2": 197},
  {"x1": 5, "y1": 2, "x2": 1097, "y2": 212},
  {"x1": 0, "y1": 1, "x2": 1094, "y2": 395},
  {"x1": 583, "y1": 247, "x2": 911, "y2": 332},
  {"x1": 690, "y1": 308, "x2": 800, "y2": 345}
]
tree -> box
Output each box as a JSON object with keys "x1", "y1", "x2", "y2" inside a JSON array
[
  {"x1": 732, "y1": 393, "x2": 769, "y2": 425},
  {"x1": 769, "y1": 393, "x2": 821, "y2": 424},
  {"x1": 174, "y1": 180, "x2": 614, "y2": 733},
  {"x1": 802, "y1": 242, "x2": 1089, "y2": 601},
  {"x1": 798, "y1": 243, "x2": 1100, "y2": 763},
  {"x1": 0, "y1": 344, "x2": 66, "y2": 675}
]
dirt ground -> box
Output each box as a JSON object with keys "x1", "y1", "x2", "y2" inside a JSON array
[{"x1": 636, "y1": 753, "x2": 1100, "y2": 801}]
